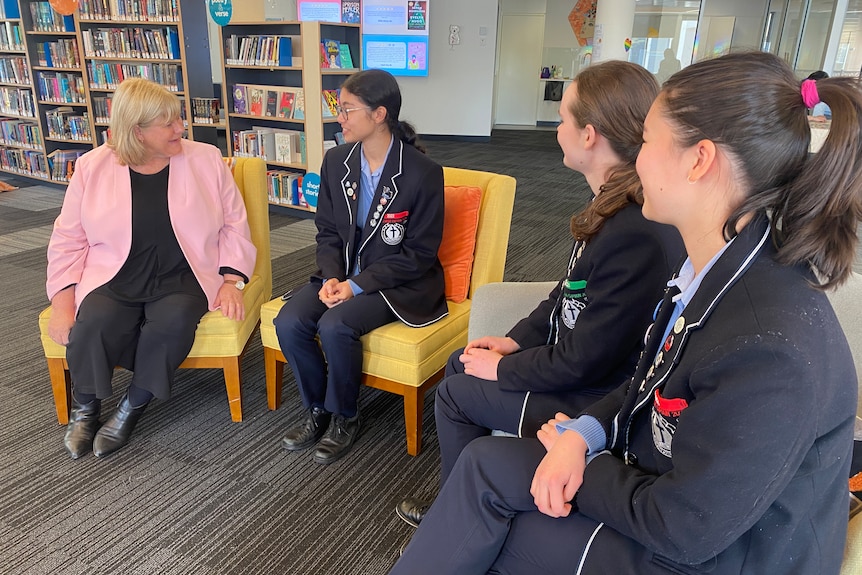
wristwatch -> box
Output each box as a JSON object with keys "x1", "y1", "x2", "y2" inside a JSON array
[{"x1": 226, "y1": 279, "x2": 246, "y2": 291}]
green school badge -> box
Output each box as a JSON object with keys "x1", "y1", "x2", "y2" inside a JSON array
[{"x1": 561, "y1": 279, "x2": 587, "y2": 329}]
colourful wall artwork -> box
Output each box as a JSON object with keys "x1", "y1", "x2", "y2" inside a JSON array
[{"x1": 569, "y1": 0, "x2": 597, "y2": 47}]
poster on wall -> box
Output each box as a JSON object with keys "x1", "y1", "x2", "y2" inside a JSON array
[
  {"x1": 298, "y1": 0, "x2": 361, "y2": 23},
  {"x1": 362, "y1": 0, "x2": 429, "y2": 77}
]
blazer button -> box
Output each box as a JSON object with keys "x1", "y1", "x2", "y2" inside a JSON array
[{"x1": 625, "y1": 452, "x2": 638, "y2": 465}]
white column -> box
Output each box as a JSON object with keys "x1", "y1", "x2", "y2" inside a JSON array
[{"x1": 593, "y1": 0, "x2": 636, "y2": 63}]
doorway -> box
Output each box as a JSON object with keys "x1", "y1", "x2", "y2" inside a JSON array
[{"x1": 494, "y1": 12, "x2": 545, "y2": 126}]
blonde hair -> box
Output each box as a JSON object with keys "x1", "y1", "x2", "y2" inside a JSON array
[{"x1": 108, "y1": 78, "x2": 182, "y2": 166}]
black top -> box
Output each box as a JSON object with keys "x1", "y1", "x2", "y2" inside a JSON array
[{"x1": 104, "y1": 166, "x2": 202, "y2": 301}]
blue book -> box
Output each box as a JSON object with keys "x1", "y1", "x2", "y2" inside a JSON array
[
  {"x1": 166, "y1": 28, "x2": 180, "y2": 59},
  {"x1": 62, "y1": 14, "x2": 75, "y2": 32},
  {"x1": 277, "y1": 36, "x2": 292, "y2": 66},
  {"x1": 42, "y1": 42, "x2": 53, "y2": 68}
]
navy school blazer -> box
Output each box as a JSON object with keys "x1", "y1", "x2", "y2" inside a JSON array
[{"x1": 313, "y1": 139, "x2": 448, "y2": 327}]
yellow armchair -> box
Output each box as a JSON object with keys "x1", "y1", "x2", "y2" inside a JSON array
[
  {"x1": 39, "y1": 157, "x2": 271, "y2": 424},
  {"x1": 260, "y1": 167, "x2": 516, "y2": 455}
]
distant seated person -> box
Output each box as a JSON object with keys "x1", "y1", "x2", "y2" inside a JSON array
[
  {"x1": 46, "y1": 77, "x2": 256, "y2": 460},
  {"x1": 273, "y1": 69, "x2": 447, "y2": 465},
  {"x1": 806, "y1": 70, "x2": 832, "y2": 121}
]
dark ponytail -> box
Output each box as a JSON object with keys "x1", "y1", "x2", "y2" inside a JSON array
[
  {"x1": 340, "y1": 69, "x2": 426, "y2": 153},
  {"x1": 660, "y1": 51, "x2": 862, "y2": 289}
]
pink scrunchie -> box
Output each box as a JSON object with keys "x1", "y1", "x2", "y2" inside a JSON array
[{"x1": 801, "y1": 79, "x2": 820, "y2": 108}]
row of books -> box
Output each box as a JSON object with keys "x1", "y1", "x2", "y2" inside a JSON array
[
  {"x1": 36, "y1": 72, "x2": 86, "y2": 104},
  {"x1": 233, "y1": 84, "x2": 305, "y2": 121},
  {"x1": 0, "y1": 22, "x2": 23, "y2": 52},
  {"x1": 96, "y1": 127, "x2": 110, "y2": 145},
  {"x1": 320, "y1": 39, "x2": 354, "y2": 69},
  {"x1": 0, "y1": 118, "x2": 42, "y2": 149},
  {"x1": 81, "y1": 27, "x2": 181, "y2": 60},
  {"x1": 224, "y1": 34, "x2": 297, "y2": 67},
  {"x1": 266, "y1": 170, "x2": 309, "y2": 207},
  {"x1": 0, "y1": 148, "x2": 48, "y2": 179},
  {"x1": 0, "y1": 56, "x2": 30, "y2": 85},
  {"x1": 87, "y1": 61, "x2": 183, "y2": 92},
  {"x1": 233, "y1": 127, "x2": 306, "y2": 165},
  {"x1": 35, "y1": 39, "x2": 80, "y2": 69},
  {"x1": 91, "y1": 94, "x2": 111, "y2": 123},
  {"x1": 48, "y1": 149, "x2": 85, "y2": 181},
  {"x1": 45, "y1": 107, "x2": 92, "y2": 141},
  {"x1": 0, "y1": 86, "x2": 35, "y2": 117},
  {"x1": 77, "y1": 0, "x2": 180, "y2": 22},
  {"x1": 191, "y1": 97, "x2": 220, "y2": 124},
  {"x1": 29, "y1": 2, "x2": 76, "y2": 33}
]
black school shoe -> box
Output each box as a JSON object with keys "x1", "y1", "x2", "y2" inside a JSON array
[
  {"x1": 395, "y1": 497, "x2": 432, "y2": 528},
  {"x1": 312, "y1": 413, "x2": 360, "y2": 464},
  {"x1": 282, "y1": 406, "x2": 331, "y2": 451}
]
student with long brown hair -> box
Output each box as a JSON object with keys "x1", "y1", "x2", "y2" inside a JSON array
[
  {"x1": 391, "y1": 51, "x2": 859, "y2": 575},
  {"x1": 395, "y1": 60, "x2": 683, "y2": 528}
]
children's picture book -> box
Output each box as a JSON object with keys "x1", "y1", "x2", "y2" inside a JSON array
[
  {"x1": 277, "y1": 89, "x2": 295, "y2": 119},
  {"x1": 265, "y1": 89, "x2": 278, "y2": 117},
  {"x1": 319, "y1": 42, "x2": 329, "y2": 69},
  {"x1": 321, "y1": 89, "x2": 339, "y2": 118},
  {"x1": 248, "y1": 86, "x2": 264, "y2": 116},
  {"x1": 323, "y1": 39, "x2": 341, "y2": 69},
  {"x1": 338, "y1": 43, "x2": 354, "y2": 68},
  {"x1": 292, "y1": 89, "x2": 305, "y2": 120},
  {"x1": 232, "y1": 84, "x2": 247, "y2": 114},
  {"x1": 341, "y1": 0, "x2": 360, "y2": 24}
]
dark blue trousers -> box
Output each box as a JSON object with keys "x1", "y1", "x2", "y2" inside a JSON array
[
  {"x1": 390, "y1": 436, "x2": 650, "y2": 574},
  {"x1": 273, "y1": 281, "x2": 395, "y2": 417},
  {"x1": 435, "y1": 349, "x2": 527, "y2": 485}
]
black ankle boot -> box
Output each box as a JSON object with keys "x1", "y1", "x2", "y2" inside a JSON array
[
  {"x1": 64, "y1": 396, "x2": 101, "y2": 460},
  {"x1": 93, "y1": 393, "x2": 148, "y2": 458}
]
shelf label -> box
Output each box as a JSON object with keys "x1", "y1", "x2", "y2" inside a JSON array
[
  {"x1": 207, "y1": 0, "x2": 233, "y2": 26},
  {"x1": 302, "y1": 172, "x2": 321, "y2": 208}
]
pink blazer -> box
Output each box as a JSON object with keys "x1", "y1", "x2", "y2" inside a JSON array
[{"x1": 46, "y1": 140, "x2": 256, "y2": 312}]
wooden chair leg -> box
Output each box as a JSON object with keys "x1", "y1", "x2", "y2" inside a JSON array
[
  {"x1": 222, "y1": 356, "x2": 243, "y2": 422},
  {"x1": 403, "y1": 386, "x2": 423, "y2": 456},
  {"x1": 264, "y1": 346, "x2": 284, "y2": 410},
  {"x1": 47, "y1": 357, "x2": 71, "y2": 425}
]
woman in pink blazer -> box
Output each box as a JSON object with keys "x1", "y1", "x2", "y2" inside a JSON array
[{"x1": 46, "y1": 78, "x2": 256, "y2": 459}]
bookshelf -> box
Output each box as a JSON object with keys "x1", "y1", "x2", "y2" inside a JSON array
[
  {"x1": 0, "y1": 0, "x2": 47, "y2": 180},
  {"x1": 219, "y1": 20, "x2": 360, "y2": 211},
  {"x1": 0, "y1": 0, "x2": 216, "y2": 185}
]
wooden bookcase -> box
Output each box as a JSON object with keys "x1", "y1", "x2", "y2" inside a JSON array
[
  {"x1": 0, "y1": 0, "x2": 215, "y2": 185},
  {"x1": 219, "y1": 20, "x2": 361, "y2": 211}
]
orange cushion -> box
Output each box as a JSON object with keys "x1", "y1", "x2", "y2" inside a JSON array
[{"x1": 439, "y1": 186, "x2": 482, "y2": 303}]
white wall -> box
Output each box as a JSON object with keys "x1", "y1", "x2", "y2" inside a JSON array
[{"x1": 397, "y1": 0, "x2": 499, "y2": 136}]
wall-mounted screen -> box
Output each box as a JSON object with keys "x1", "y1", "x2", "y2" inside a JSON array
[{"x1": 362, "y1": 0, "x2": 428, "y2": 77}]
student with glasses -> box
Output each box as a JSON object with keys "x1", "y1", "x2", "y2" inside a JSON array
[{"x1": 273, "y1": 69, "x2": 447, "y2": 464}]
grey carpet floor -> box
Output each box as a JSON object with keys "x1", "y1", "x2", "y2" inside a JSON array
[{"x1": 0, "y1": 130, "x2": 592, "y2": 574}]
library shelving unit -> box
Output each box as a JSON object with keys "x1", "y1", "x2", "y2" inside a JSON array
[
  {"x1": 22, "y1": 0, "x2": 91, "y2": 182},
  {"x1": 75, "y1": 0, "x2": 216, "y2": 152},
  {"x1": 0, "y1": 0, "x2": 216, "y2": 185},
  {"x1": 219, "y1": 19, "x2": 361, "y2": 211},
  {"x1": 0, "y1": 0, "x2": 48, "y2": 181}
]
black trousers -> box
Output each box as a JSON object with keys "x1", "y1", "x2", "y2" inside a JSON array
[
  {"x1": 66, "y1": 289, "x2": 208, "y2": 400},
  {"x1": 273, "y1": 281, "x2": 396, "y2": 417},
  {"x1": 391, "y1": 436, "x2": 653, "y2": 575}
]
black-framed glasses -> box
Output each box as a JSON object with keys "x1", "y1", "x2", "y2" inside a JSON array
[{"x1": 336, "y1": 105, "x2": 371, "y2": 119}]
